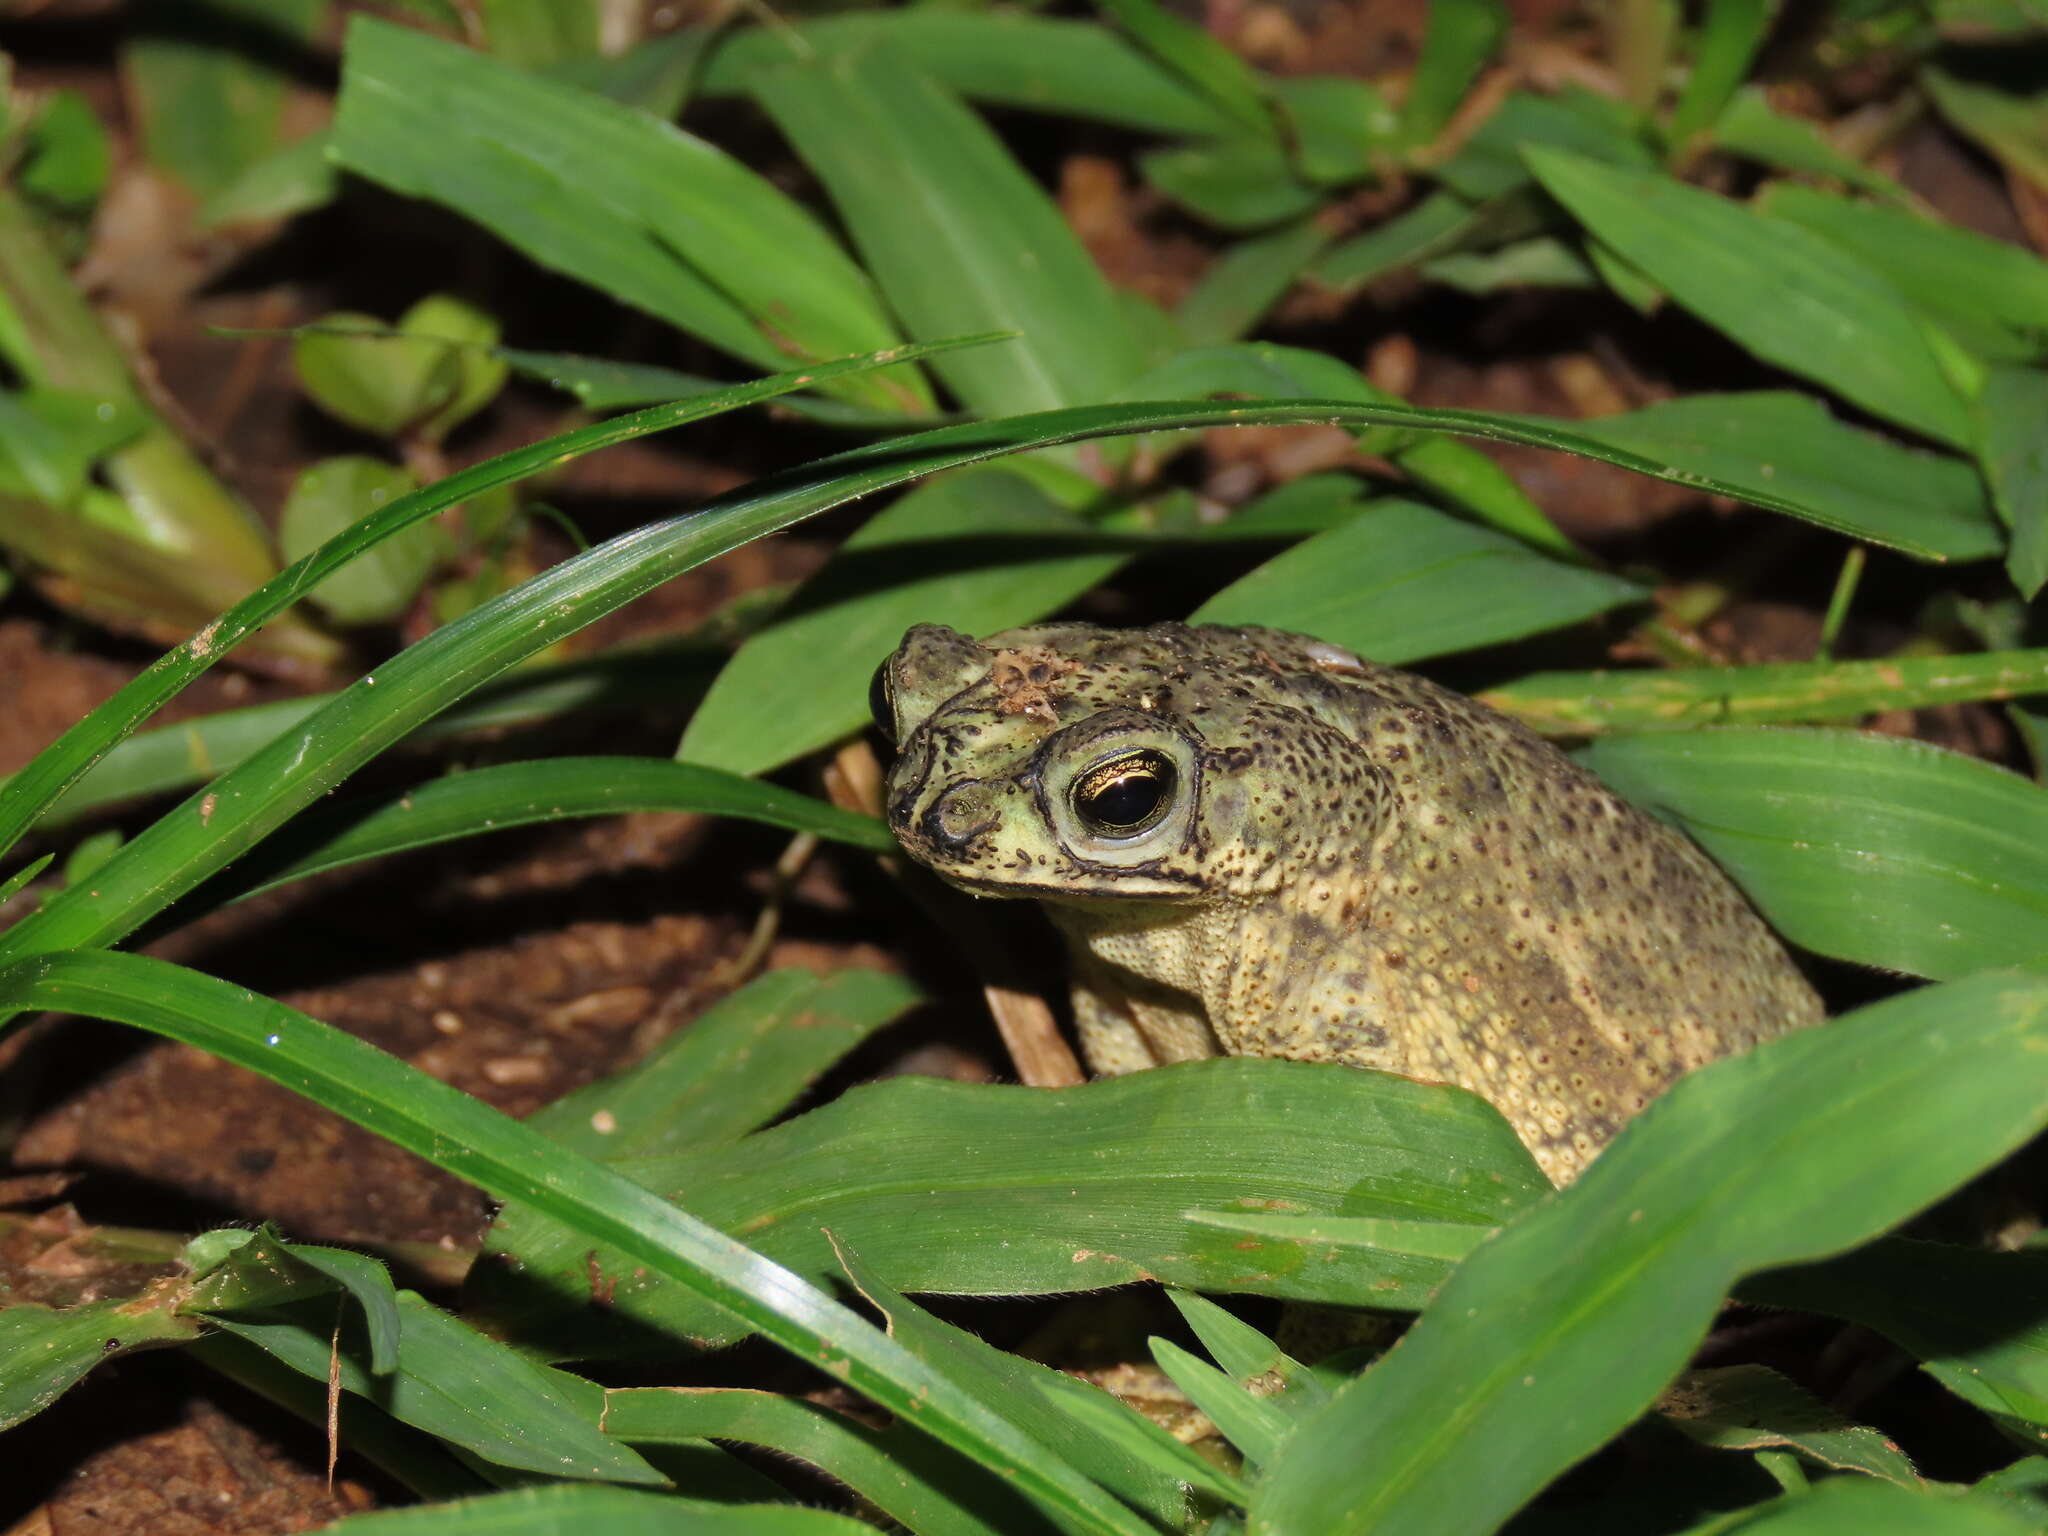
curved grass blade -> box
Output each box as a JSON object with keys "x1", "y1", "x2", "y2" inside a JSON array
[
  {"x1": 1253, "y1": 968, "x2": 2048, "y2": 1536},
  {"x1": 213, "y1": 757, "x2": 891, "y2": 904},
  {"x1": 0, "y1": 337, "x2": 996, "y2": 869},
  {"x1": 328, "y1": 1485, "x2": 877, "y2": 1533},
  {"x1": 602, "y1": 1388, "x2": 1014, "y2": 1536},
  {"x1": 0, "y1": 949, "x2": 1156, "y2": 1536},
  {"x1": 1482, "y1": 649, "x2": 2048, "y2": 736},
  {"x1": 0, "y1": 395, "x2": 1907, "y2": 968},
  {"x1": 0, "y1": 1295, "x2": 199, "y2": 1432},
  {"x1": 1580, "y1": 727, "x2": 2048, "y2": 978},
  {"x1": 5, "y1": 642, "x2": 720, "y2": 834},
  {"x1": 1560, "y1": 391, "x2": 1999, "y2": 563}
]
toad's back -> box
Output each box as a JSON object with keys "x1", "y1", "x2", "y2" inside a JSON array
[{"x1": 879, "y1": 622, "x2": 1824, "y2": 1183}]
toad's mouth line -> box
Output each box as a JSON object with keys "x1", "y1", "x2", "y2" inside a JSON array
[{"x1": 917, "y1": 866, "x2": 1211, "y2": 902}]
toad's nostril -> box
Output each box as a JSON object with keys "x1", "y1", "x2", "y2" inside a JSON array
[{"x1": 922, "y1": 782, "x2": 998, "y2": 851}]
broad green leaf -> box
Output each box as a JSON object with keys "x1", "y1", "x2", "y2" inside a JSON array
[
  {"x1": 403, "y1": 295, "x2": 510, "y2": 444},
  {"x1": 750, "y1": 47, "x2": 1143, "y2": 416},
  {"x1": 1582, "y1": 727, "x2": 2048, "y2": 978},
  {"x1": 1480, "y1": 648, "x2": 2048, "y2": 736},
  {"x1": 216, "y1": 757, "x2": 893, "y2": 904},
  {"x1": 1525, "y1": 148, "x2": 1975, "y2": 449},
  {"x1": 478, "y1": 0, "x2": 599, "y2": 64},
  {"x1": 1276, "y1": 76, "x2": 1399, "y2": 184},
  {"x1": 0, "y1": 387, "x2": 147, "y2": 504},
  {"x1": 604, "y1": 1388, "x2": 1016, "y2": 1536},
  {"x1": 1662, "y1": 1364, "x2": 1921, "y2": 1486},
  {"x1": 1179, "y1": 1211, "x2": 1493, "y2": 1311},
  {"x1": 1669, "y1": 0, "x2": 1775, "y2": 143},
  {"x1": 294, "y1": 315, "x2": 461, "y2": 439},
  {"x1": 0, "y1": 1295, "x2": 199, "y2": 1432},
  {"x1": 1924, "y1": 68, "x2": 2048, "y2": 192},
  {"x1": 1563, "y1": 391, "x2": 1999, "y2": 561},
  {"x1": 679, "y1": 464, "x2": 1126, "y2": 776},
  {"x1": 19, "y1": 90, "x2": 112, "y2": 213},
  {"x1": 195, "y1": 127, "x2": 337, "y2": 229},
  {"x1": 526, "y1": 968, "x2": 920, "y2": 1159},
  {"x1": 1422, "y1": 236, "x2": 1599, "y2": 294},
  {"x1": 546, "y1": 29, "x2": 706, "y2": 118},
  {"x1": 1673, "y1": 1476, "x2": 2037, "y2": 1534},
  {"x1": 1314, "y1": 190, "x2": 1481, "y2": 290},
  {"x1": 698, "y1": 12, "x2": 1234, "y2": 136},
  {"x1": 475, "y1": 1058, "x2": 1543, "y2": 1351},
  {"x1": 834, "y1": 1240, "x2": 1247, "y2": 1521},
  {"x1": 1980, "y1": 365, "x2": 2048, "y2": 598},
  {"x1": 1254, "y1": 969, "x2": 2048, "y2": 1535},
  {"x1": 1757, "y1": 184, "x2": 2048, "y2": 366},
  {"x1": 1748, "y1": 1240, "x2": 2048, "y2": 1433},
  {"x1": 1177, "y1": 218, "x2": 1334, "y2": 347},
  {"x1": 0, "y1": 338, "x2": 981, "y2": 871},
  {"x1": 1402, "y1": 0, "x2": 1509, "y2": 146},
  {"x1": 122, "y1": 0, "x2": 325, "y2": 198},
  {"x1": 1143, "y1": 138, "x2": 1321, "y2": 230},
  {"x1": 1434, "y1": 91, "x2": 1655, "y2": 203},
  {"x1": 1709, "y1": 88, "x2": 1910, "y2": 201},
  {"x1": 213, "y1": 1290, "x2": 663, "y2": 1485},
  {"x1": 1096, "y1": 0, "x2": 1273, "y2": 138},
  {"x1": 0, "y1": 951, "x2": 1154, "y2": 1536},
  {"x1": 278, "y1": 457, "x2": 432, "y2": 626},
  {"x1": 333, "y1": 18, "x2": 931, "y2": 414},
  {"x1": 1193, "y1": 497, "x2": 1645, "y2": 663},
  {"x1": 329, "y1": 1485, "x2": 877, "y2": 1533}
]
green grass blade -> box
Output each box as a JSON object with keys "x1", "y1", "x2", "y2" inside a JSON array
[
  {"x1": 1670, "y1": 1477, "x2": 2036, "y2": 1534},
  {"x1": 602, "y1": 1389, "x2": 1013, "y2": 1536},
  {"x1": 1581, "y1": 727, "x2": 2048, "y2": 978},
  {"x1": 1149, "y1": 1339, "x2": 1288, "y2": 1465},
  {"x1": 0, "y1": 393, "x2": 1921, "y2": 967},
  {"x1": 1563, "y1": 391, "x2": 1999, "y2": 561},
  {"x1": 1402, "y1": 0, "x2": 1509, "y2": 147},
  {"x1": 1668, "y1": 0, "x2": 1775, "y2": 144},
  {"x1": 679, "y1": 463, "x2": 1126, "y2": 776},
  {"x1": 328, "y1": 1485, "x2": 878, "y2": 1534},
  {"x1": 1252, "y1": 969, "x2": 2048, "y2": 1535},
  {"x1": 211, "y1": 1291, "x2": 665, "y2": 1486},
  {"x1": 1192, "y1": 496, "x2": 1645, "y2": 662},
  {"x1": 0, "y1": 950, "x2": 1156, "y2": 1536},
  {"x1": 214, "y1": 757, "x2": 891, "y2": 904},
  {"x1": 699, "y1": 12, "x2": 1234, "y2": 136},
  {"x1": 750, "y1": 47, "x2": 1145, "y2": 417},
  {"x1": 1757, "y1": 184, "x2": 2048, "y2": 365},
  {"x1": 834, "y1": 1240, "x2": 1248, "y2": 1518},
  {"x1": 1525, "y1": 148, "x2": 1976, "y2": 449},
  {"x1": 1096, "y1": 0, "x2": 1273, "y2": 138},
  {"x1": 1175, "y1": 218, "x2": 1334, "y2": 349},
  {"x1": 1179, "y1": 1212, "x2": 1494, "y2": 1311},
  {"x1": 0, "y1": 1295, "x2": 199, "y2": 1432},
  {"x1": 0, "y1": 339, "x2": 985, "y2": 870},
  {"x1": 527, "y1": 968, "x2": 919, "y2": 1160},
  {"x1": 1979, "y1": 365, "x2": 2048, "y2": 599},
  {"x1": 475, "y1": 1058, "x2": 1543, "y2": 1351},
  {"x1": 335, "y1": 17, "x2": 932, "y2": 414},
  {"x1": 1481, "y1": 649, "x2": 2048, "y2": 736}
]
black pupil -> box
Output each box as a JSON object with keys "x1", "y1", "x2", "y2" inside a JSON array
[
  {"x1": 868, "y1": 661, "x2": 896, "y2": 743},
  {"x1": 1078, "y1": 753, "x2": 1174, "y2": 832}
]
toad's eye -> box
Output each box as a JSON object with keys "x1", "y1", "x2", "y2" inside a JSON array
[
  {"x1": 1072, "y1": 750, "x2": 1177, "y2": 837},
  {"x1": 869, "y1": 661, "x2": 896, "y2": 744}
]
